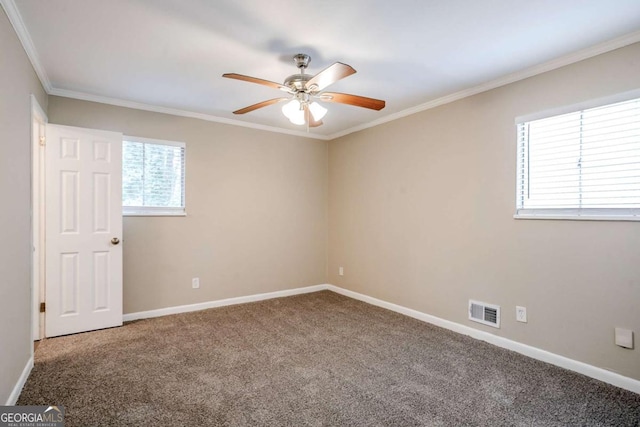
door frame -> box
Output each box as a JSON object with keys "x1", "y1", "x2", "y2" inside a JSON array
[{"x1": 31, "y1": 94, "x2": 47, "y2": 342}]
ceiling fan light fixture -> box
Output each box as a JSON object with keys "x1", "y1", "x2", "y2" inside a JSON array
[
  {"x1": 309, "y1": 102, "x2": 327, "y2": 121},
  {"x1": 288, "y1": 112, "x2": 306, "y2": 125},
  {"x1": 282, "y1": 98, "x2": 300, "y2": 117},
  {"x1": 282, "y1": 99, "x2": 305, "y2": 125},
  {"x1": 224, "y1": 53, "x2": 385, "y2": 128}
]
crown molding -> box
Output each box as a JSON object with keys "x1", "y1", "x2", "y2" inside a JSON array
[
  {"x1": 326, "y1": 29, "x2": 640, "y2": 140},
  {"x1": 5, "y1": 0, "x2": 640, "y2": 141},
  {"x1": 1, "y1": 0, "x2": 52, "y2": 92},
  {"x1": 49, "y1": 88, "x2": 330, "y2": 140}
]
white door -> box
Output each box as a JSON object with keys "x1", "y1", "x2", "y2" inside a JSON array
[{"x1": 45, "y1": 124, "x2": 123, "y2": 337}]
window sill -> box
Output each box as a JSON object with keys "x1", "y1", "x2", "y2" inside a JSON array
[
  {"x1": 123, "y1": 208, "x2": 186, "y2": 217},
  {"x1": 513, "y1": 214, "x2": 640, "y2": 222}
]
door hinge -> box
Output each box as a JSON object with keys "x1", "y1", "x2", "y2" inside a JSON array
[
  {"x1": 39, "y1": 136, "x2": 46, "y2": 146},
  {"x1": 39, "y1": 302, "x2": 45, "y2": 313}
]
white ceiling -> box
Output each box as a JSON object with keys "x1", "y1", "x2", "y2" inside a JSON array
[{"x1": 7, "y1": 0, "x2": 640, "y2": 139}]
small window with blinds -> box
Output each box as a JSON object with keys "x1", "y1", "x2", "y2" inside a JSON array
[
  {"x1": 122, "y1": 137, "x2": 186, "y2": 216},
  {"x1": 516, "y1": 96, "x2": 640, "y2": 220}
]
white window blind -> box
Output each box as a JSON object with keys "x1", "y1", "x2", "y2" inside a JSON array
[
  {"x1": 122, "y1": 137, "x2": 185, "y2": 216},
  {"x1": 516, "y1": 97, "x2": 640, "y2": 220}
]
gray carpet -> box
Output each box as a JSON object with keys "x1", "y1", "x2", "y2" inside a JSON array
[{"x1": 18, "y1": 291, "x2": 640, "y2": 426}]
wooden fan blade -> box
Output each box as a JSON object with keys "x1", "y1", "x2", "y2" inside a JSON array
[
  {"x1": 320, "y1": 92, "x2": 385, "y2": 111},
  {"x1": 232, "y1": 98, "x2": 288, "y2": 114},
  {"x1": 303, "y1": 104, "x2": 323, "y2": 128},
  {"x1": 223, "y1": 73, "x2": 290, "y2": 92},
  {"x1": 305, "y1": 62, "x2": 356, "y2": 92}
]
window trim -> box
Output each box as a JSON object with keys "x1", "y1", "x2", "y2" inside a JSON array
[
  {"x1": 513, "y1": 210, "x2": 640, "y2": 222},
  {"x1": 514, "y1": 90, "x2": 640, "y2": 221},
  {"x1": 514, "y1": 88, "x2": 640, "y2": 125},
  {"x1": 122, "y1": 135, "x2": 186, "y2": 217},
  {"x1": 123, "y1": 206, "x2": 187, "y2": 217}
]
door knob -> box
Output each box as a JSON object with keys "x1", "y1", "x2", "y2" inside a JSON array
[{"x1": 111, "y1": 237, "x2": 120, "y2": 245}]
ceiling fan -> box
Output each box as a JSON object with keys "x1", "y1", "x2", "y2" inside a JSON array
[{"x1": 223, "y1": 54, "x2": 385, "y2": 128}]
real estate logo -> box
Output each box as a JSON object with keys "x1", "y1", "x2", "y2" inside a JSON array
[{"x1": 0, "y1": 406, "x2": 64, "y2": 427}]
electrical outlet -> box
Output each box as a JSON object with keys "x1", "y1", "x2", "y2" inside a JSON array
[
  {"x1": 339, "y1": 267, "x2": 344, "y2": 276},
  {"x1": 516, "y1": 306, "x2": 527, "y2": 323},
  {"x1": 192, "y1": 277, "x2": 200, "y2": 289},
  {"x1": 615, "y1": 328, "x2": 634, "y2": 349}
]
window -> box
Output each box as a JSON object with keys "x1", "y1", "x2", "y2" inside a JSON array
[
  {"x1": 122, "y1": 137, "x2": 185, "y2": 216},
  {"x1": 516, "y1": 95, "x2": 640, "y2": 220}
]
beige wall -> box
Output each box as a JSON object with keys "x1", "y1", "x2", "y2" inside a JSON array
[
  {"x1": 329, "y1": 43, "x2": 640, "y2": 380},
  {"x1": 3, "y1": 5, "x2": 638, "y2": 402},
  {"x1": 0, "y1": 8, "x2": 48, "y2": 403},
  {"x1": 48, "y1": 97, "x2": 328, "y2": 314}
]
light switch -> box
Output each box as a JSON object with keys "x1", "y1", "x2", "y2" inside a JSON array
[{"x1": 615, "y1": 328, "x2": 634, "y2": 349}]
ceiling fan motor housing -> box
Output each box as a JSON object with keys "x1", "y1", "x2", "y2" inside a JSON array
[
  {"x1": 284, "y1": 54, "x2": 313, "y2": 91},
  {"x1": 284, "y1": 73, "x2": 312, "y2": 91}
]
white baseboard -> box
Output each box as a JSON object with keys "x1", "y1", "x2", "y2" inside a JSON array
[
  {"x1": 6, "y1": 356, "x2": 33, "y2": 405},
  {"x1": 326, "y1": 285, "x2": 640, "y2": 395},
  {"x1": 121, "y1": 283, "x2": 639, "y2": 395},
  {"x1": 123, "y1": 284, "x2": 330, "y2": 322}
]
